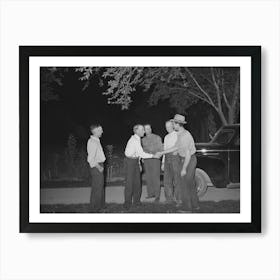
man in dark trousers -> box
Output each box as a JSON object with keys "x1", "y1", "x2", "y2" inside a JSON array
[
  {"x1": 162, "y1": 120, "x2": 181, "y2": 204},
  {"x1": 142, "y1": 124, "x2": 163, "y2": 202},
  {"x1": 124, "y1": 124, "x2": 159, "y2": 210},
  {"x1": 87, "y1": 123, "x2": 106, "y2": 212},
  {"x1": 156, "y1": 114, "x2": 199, "y2": 212}
]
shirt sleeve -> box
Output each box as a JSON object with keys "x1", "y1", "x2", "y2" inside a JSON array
[
  {"x1": 188, "y1": 133, "x2": 196, "y2": 154},
  {"x1": 182, "y1": 133, "x2": 196, "y2": 155},
  {"x1": 87, "y1": 140, "x2": 98, "y2": 168},
  {"x1": 137, "y1": 141, "x2": 153, "y2": 159},
  {"x1": 124, "y1": 138, "x2": 133, "y2": 157}
]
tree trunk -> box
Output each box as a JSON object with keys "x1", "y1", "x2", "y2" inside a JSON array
[
  {"x1": 216, "y1": 108, "x2": 228, "y2": 126},
  {"x1": 228, "y1": 107, "x2": 235, "y2": 124}
]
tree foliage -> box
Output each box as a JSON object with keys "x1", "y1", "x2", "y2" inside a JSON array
[
  {"x1": 40, "y1": 67, "x2": 64, "y2": 101},
  {"x1": 76, "y1": 66, "x2": 240, "y2": 125}
]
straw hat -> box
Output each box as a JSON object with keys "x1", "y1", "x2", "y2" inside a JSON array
[{"x1": 171, "y1": 114, "x2": 187, "y2": 124}]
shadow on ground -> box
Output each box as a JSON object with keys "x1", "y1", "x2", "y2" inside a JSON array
[{"x1": 40, "y1": 200, "x2": 240, "y2": 213}]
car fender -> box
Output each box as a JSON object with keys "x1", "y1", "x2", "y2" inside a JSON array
[{"x1": 196, "y1": 168, "x2": 213, "y2": 186}]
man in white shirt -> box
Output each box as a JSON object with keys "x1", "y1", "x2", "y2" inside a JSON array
[
  {"x1": 87, "y1": 123, "x2": 106, "y2": 212},
  {"x1": 124, "y1": 124, "x2": 159, "y2": 210},
  {"x1": 162, "y1": 120, "x2": 181, "y2": 204},
  {"x1": 156, "y1": 114, "x2": 199, "y2": 212}
]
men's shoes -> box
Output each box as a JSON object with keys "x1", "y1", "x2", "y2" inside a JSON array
[
  {"x1": 177, "y1": 209, "x2": 192, "y2": 213},
  {"x1": 192, "y1": 206, "x2": 201, "y2": 212},
  {"x1": 164, "y1": 200, "x2": 174, "y2": 205},
  {"x1": 133, "y1": 202, "x2": 142, "y2": 207},
  {"x1": 154, "y1": 197, "x2": 160, "y2": 203},
  {"x1": 175, "y1": 202, "x2": 183, "y2": 208},
  {"x1": 123, "y1": 204, "x2": 131, "y2": 211}
]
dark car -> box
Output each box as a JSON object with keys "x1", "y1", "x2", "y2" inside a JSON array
[{"x1": 195, "y1": 124, "x2": 240, "y2": 197}]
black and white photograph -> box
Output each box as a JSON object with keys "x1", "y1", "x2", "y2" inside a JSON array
[
  {"x1": 40, "y1": 66, "x2": 241, "y2": 214},
  {"x1": 20, "y1": 46, "x2": 260, "y2": 232}
]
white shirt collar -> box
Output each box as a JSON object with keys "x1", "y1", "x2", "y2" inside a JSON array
[
  {"x1": 90, "y1": 135, "x2": 100, "y2": 141},
  {"x1": 133, "y1": 134, "x2": 141, "y2": 140}
]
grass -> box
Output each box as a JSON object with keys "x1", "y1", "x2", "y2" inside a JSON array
[{"x1": 40, "y1": 200, "x2": 240, "y2": 213}]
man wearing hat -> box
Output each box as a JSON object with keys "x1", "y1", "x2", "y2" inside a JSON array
[{"x1": 156, "y1": 114, "x2": 199, "y2": 212}]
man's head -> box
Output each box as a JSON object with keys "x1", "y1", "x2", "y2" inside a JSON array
[
  {"x1": 165, "y1": 120, "x2": 174, "y2": 133},
  {"x1": 90, "y1": 123, "x2": 103, "y2": 138},
  {"x1": 173, "y1": 121, "x2": 184, "y2": 132},
  {"x1": 171, "y1": 114, "x2": 186, "y2": 131},
  {"x1": 144, "y1": 124, "x2": 152, "y2": 135},
  {"x1": 133, "y1": 124, "x2": 145, "y2": 138}
]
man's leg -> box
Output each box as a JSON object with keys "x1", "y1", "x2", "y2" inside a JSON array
[
  {"x1": 124, "y1": 158, "x2": 134, "y2": 208},
  {"x1": 164, "y1": 159, "x2": 174, "y2": 203},
  {"x1": 183, "y1": 155, "x2": 198, "y2": 211},
  {"x1": 144, "y1": 159, "x2": 154, "y2": 197},
  {"x1": 172, "y1": 155, "x2": 182, "y2": 203},
  {"x1": 95, "y1": 168, "x2": 105, "y2": 210},
  {"x1": 89, "y1": 167, "x2": 104, "y2": 211},
  {"x1": 179, "y1": 159, "x2": 192, "y2": 211},
  {"x1": 152, "y1": 159, "x2": 161, "y2": 202},
  {"x1": 187, "y1": 155, "x2": 199, "y2": 209},
  {"x1": 89, "y1": 167, "x2": 96, "y2": 209},
  {"x1": 132, "y1": 161, "x2": 142, "y2": 204}
]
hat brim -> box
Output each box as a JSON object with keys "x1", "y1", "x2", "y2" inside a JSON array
[{"x1": 171, "y1": 119, "x2": 187, "y2": 124}]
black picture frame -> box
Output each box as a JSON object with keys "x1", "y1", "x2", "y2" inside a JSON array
[{"x1": 20, "y1": 46, "x2": 261, "y2": 233}]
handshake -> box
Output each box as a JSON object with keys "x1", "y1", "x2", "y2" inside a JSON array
[{"x1": 153, "y1": 151, "x2": 163, "y2": 159}]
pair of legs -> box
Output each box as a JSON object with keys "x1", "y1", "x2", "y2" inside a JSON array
[
  {"x1": 124, "y1": 158, "x2": 142, "y2": 208},
  {"x1": 163, "y1": 154, "x2": 181, "y2": 203},
  {"x1": 89, "y1": 165, "x2": 105, "y2": 211},
  {"x1": 178, "y1": 155, "x2": 199, "y2": 211},
  {"x1": 143, "y1": 158, "x2": 161, "y2": 201}
]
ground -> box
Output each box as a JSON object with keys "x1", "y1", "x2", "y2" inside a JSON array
[
  {"x1": 41, "y1": 200, "x2": 239, "y2": 213},
  {"x1": 41, "y1": 175, "x2": 240, "y2": 214}
]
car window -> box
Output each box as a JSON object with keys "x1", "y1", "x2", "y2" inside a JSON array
[{"x1": 211, "y1": 129, "x2": 235, "y2": 145}]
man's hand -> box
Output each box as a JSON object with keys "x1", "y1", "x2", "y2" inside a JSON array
[
  {"x1": 180, "y1": 168, "x2": 186, "y2": 177},
  {"x1": 96, "y1": 164, "x2": 104, "y2": 173},
  {"x1": 161, "y1": 163, "x2": 164, "y2": 172},
  {"x1": 154, "y1": 152, "x2": 162, "y2": 159}
]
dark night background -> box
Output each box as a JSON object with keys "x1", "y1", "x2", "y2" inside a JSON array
[
  {"x1": 41, "y1": 68, "x2": 214, "y2": 153},
  {"x1": 40, "y1": 67, "x2": 223, "y2": 182}
]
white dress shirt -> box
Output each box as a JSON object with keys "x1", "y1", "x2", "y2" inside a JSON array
[
  {"x1": 124, "y1": 134, "x2": 153, "y2": 159},
  {"x1": 163, "y1": 130, "x2": 178, "y2": 150},
  {"x1": 87, "y1": 136, "x2": 106, "y2": 168},
  {"x1": 163, "y1": 130, "x2": 178, "y2": 163}
]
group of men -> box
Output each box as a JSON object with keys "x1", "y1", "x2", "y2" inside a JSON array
[{"x1": 87, "y1": 114, "x2": 199, "y2": 213}]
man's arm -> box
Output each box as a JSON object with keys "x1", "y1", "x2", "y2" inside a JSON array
[
  {"x1": 87, "y1": 140, "x2": 97, "y2": 167},
  {"x1": 157, "y1": 145, "x2": 178, "y2": 156},
  {"x1": 87, "y1": 140, "x2": 103, "y2": 170},
  {"x1": 124, "y1": 138, "x2": 133, "y2": 157},
  {"x1": 138, "y1": 144, "x2": 154, "y2": 159},
  {"x1": 181, "y1": 150, "x2": 191, "y2": 176},
  {"x1": 180, "y1": 133, "x2": 194, "y2": 176}
]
